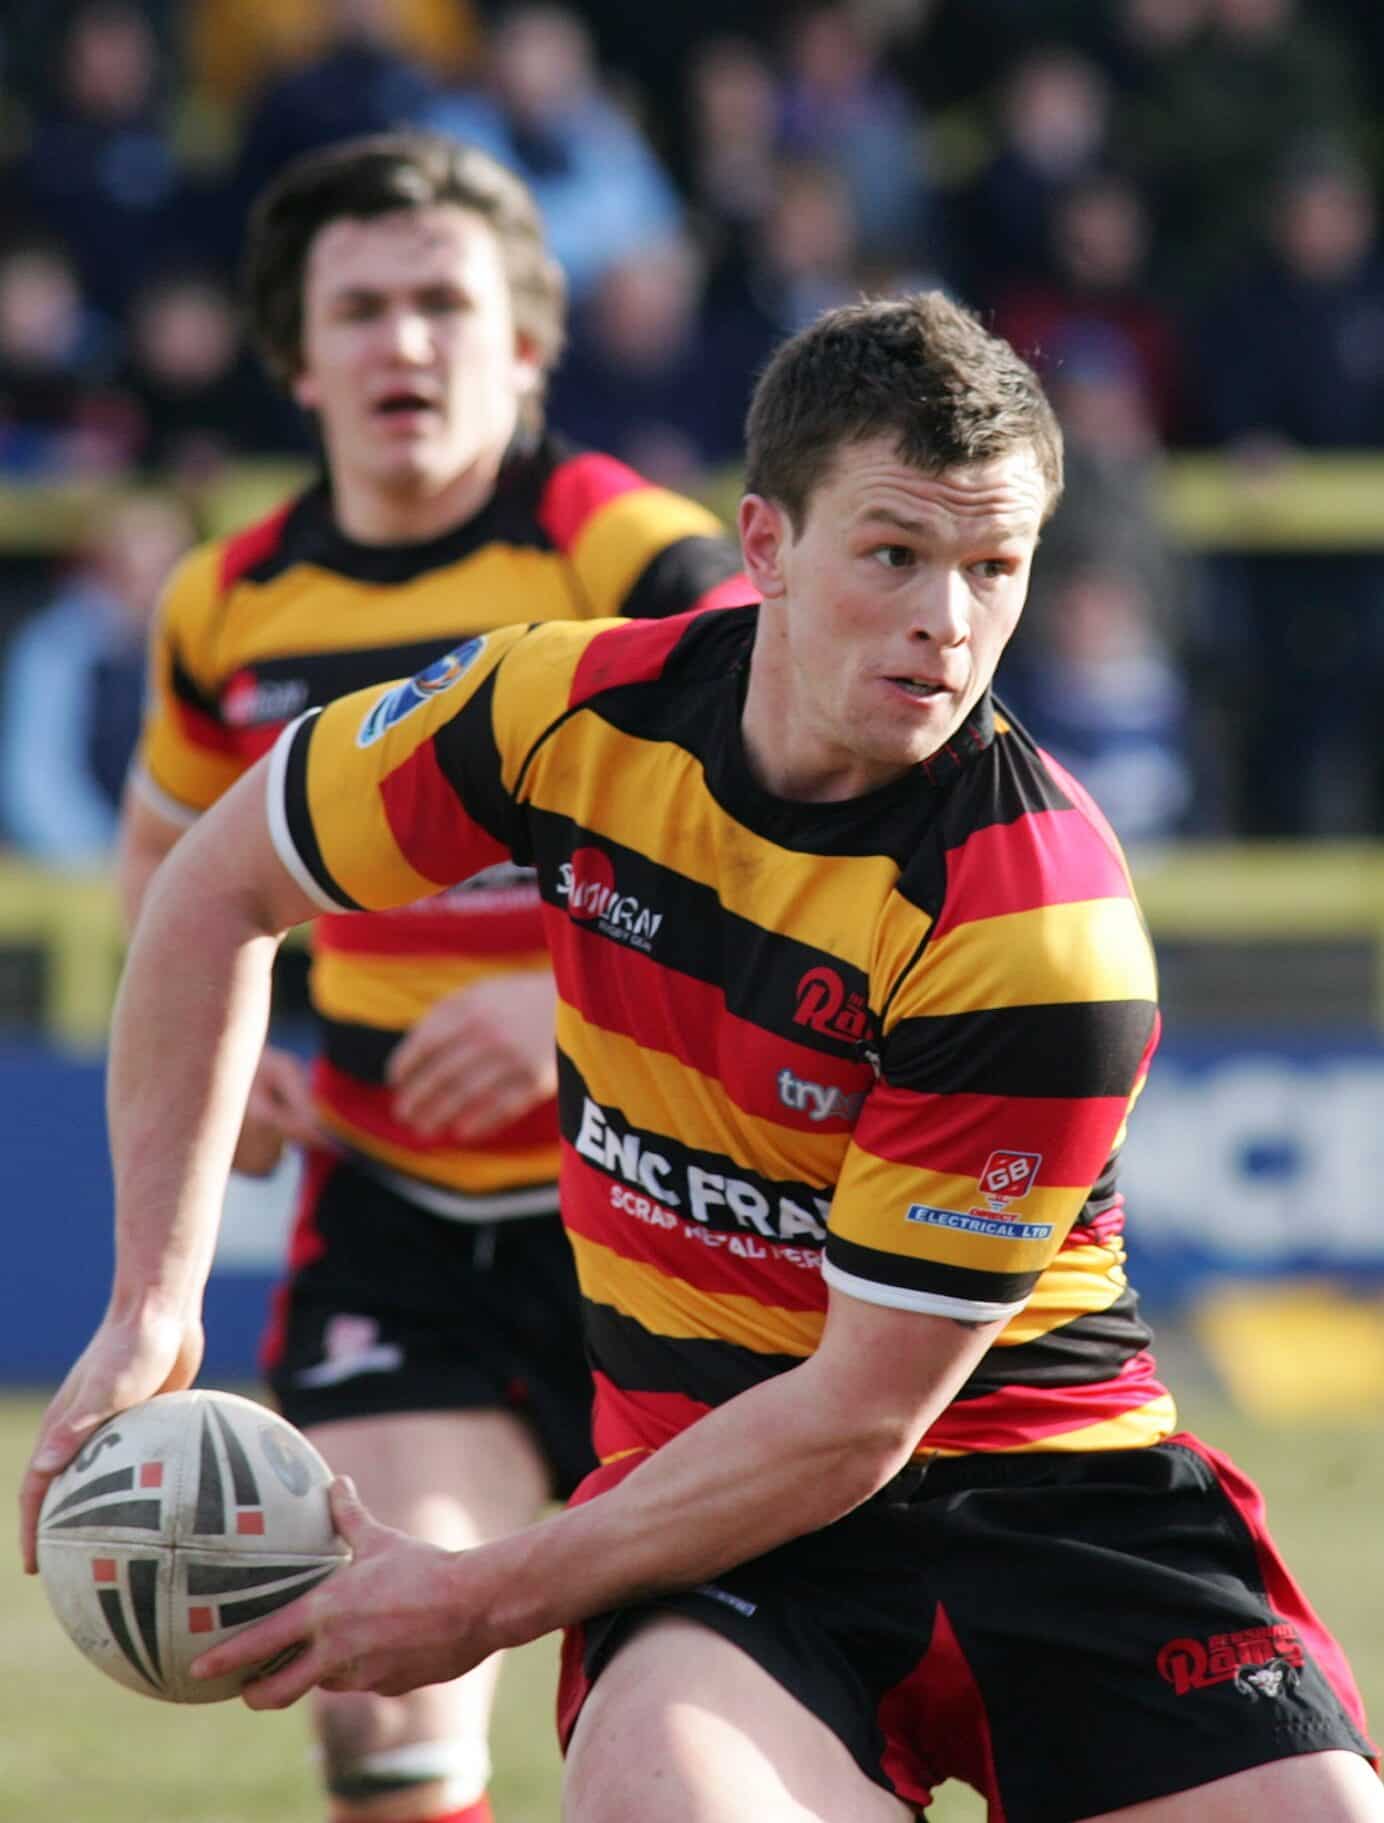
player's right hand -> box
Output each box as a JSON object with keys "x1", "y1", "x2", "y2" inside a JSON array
[
  {"x1": 233, "y1": 1045, "x2": 326, "y2": 1176},
  {"x1": 17, "y1": 1312, "x2": 203, "y2": 1574}
]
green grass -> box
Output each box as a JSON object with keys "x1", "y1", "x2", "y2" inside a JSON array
[{"x1": 6, "y1": 1389, "x2": 1380, "y2": 1820}]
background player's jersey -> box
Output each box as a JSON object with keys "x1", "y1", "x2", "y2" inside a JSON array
[
  {"x1": 132, "y1": 433, "x2": 748, "y2": 1213},
  {"x1": 270, "y1": 605, "x2": 1174, "y2": 1464}
]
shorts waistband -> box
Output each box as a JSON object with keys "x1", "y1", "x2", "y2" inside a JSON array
[{"x1": 341, "y1": 1150, "x2": 560, "y2": 1224}]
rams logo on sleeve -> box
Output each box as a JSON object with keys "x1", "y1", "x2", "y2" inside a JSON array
[{"x1": 356, "y1": 638, "x2": 486, "y2": 748}]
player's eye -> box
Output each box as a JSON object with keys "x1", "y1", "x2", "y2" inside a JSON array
[
  {"x1": 969, "y1": 558, "x2": 1014, "y2": 583},
  {"x1": 872, "y1": 545, "x2": 914, "y2": 569}
]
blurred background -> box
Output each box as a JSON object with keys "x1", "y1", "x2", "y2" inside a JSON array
[{"x1": 0, "y1": 0, "x2": 1381, "y2": 1814}]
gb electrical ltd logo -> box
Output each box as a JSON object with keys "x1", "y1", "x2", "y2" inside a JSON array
[
  {"x1": 904, "y1": 1147, "x2": 1052, "y2": 1244},
  {"x1": 357, "y1": 638, "x2": 485, "y2": 747},
  {"x1": 556, "y1": 846, "x2": 664, "y2": 952}
]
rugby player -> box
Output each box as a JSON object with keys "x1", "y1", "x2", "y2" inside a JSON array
[
  {"x1": 25, "y1": 130, "x2": 746, "y2": 1823},
  {"x1": 24, "y1": 293, "x2": 1380, "y2": 1822}
]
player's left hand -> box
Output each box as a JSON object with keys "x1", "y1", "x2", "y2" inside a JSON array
[
  {"x1": 190, "y1": 1478, "x2": 501, "y2": 1706},
  {"x1": 386, "y1": 972, "x2": 558, "y2": 1143}
]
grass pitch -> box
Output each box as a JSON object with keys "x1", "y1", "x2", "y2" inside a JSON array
[{"x1": 6, "y1": 1389, "x2": 1380, "y2": 1820}]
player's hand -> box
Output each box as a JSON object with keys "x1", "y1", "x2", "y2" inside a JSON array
[
  {"x1": 191, "y1": 1477, "x2": 502, "y2": 1706},
  {"x1": 18, "y1": 1312, "x2": 203, "y2": 1574},
  {"x1": 233, "y1": 1045, "x2": 326, "y2": 1176},
  {"x1": 386, "y1": 973, "x2": 558, "y2": 1144}
]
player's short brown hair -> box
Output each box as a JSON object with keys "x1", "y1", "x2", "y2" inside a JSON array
[
  {"x1": 744, "y1": 291, "x2": 1064, "y2": 530},
  {"x1": 243, "y1": 130, "x2": 566, "y2": 424}
]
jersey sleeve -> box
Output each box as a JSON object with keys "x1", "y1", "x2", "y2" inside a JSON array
[
  {"x1": 268, "y1": 620, "x2": 585, "y2": 913},
  {"x1": 544, "y1": 454, "x2": 750, "y2": 620},
  {"x1": 823, "y1": 838, "x2": 1160, "y2": 1325},
  {"x1": 130, "y1": 545, "x2": 243, "y2": 824}
]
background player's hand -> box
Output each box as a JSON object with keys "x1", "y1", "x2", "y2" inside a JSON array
[
  {"x1": 18, "y1": 1310, "x2": 203, "y2": 1573},
  {"x1": 191, "y1": 1476, "x2": 502, "y2": 1705},
  {"x1": 387, "y1": 973, "x2": 559, "y2": 1144},
  {"x1": 233, "y1": 1044, "x2": 326, "y2": 1176}
]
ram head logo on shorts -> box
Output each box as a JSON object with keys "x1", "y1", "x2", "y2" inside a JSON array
[{"x1": 357, "y1": 637, "x2": 485, "y2": 747}]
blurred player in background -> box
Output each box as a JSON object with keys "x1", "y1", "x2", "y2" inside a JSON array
[
  {"x1": 24, "y1": 293, "x2": 1379, "y2": 1821},
  {"x1": 87, "y1": 131, "x2": 746, "y2": 1823}
]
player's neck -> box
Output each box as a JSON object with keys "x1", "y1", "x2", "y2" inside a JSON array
[{"x1": 328, "y1": 446, "x2": 507, "y2": 546}]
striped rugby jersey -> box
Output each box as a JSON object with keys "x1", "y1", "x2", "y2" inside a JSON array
[
  {"x1": 269, "y1": 603, "x2": 1176, "y2": 1464},
  {"x1": 133, "y1": 432, "x2": 748, "y2": 1213}
]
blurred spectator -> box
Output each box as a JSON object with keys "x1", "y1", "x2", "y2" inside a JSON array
[
  {"x1": 548, "y1": 234, "x2": 745, "y2": 491},
  {"x1": 680, "y1": 35, "x2": 781, "y2": 246},
  {"x1": 776, "y1": 2, "x2": 936, "y2": 265},
  {"x1": 426, "y1": 4, "x2": 683, "y2": 302},
  {"x1": 992, "y1": 170, "x2": 1190, "y2": 443},
  {"x1": 120, "y1": 268, "x2": 310, "y2": 481},
  {"x1": 0, "y1": 240, "x2": 138, "y2": 479},
  {"x1": 951, "y1": 46, "x2": 1115, "y2": 305},
  {"x1": 1116, "y1": 0, "x2": 1365, "y2": 294},
  {"x1": 13, "y1": 1, "x2": 187, "y2": 319},
  {"x1": 0, "y1": 491, "x2": 196, "y2": 867},
  {"x1": 229, "y1": 0, "x2": 440, "y2": 240},
  {"x1": 1192, "y1": 149, "x2": 1384, "y2": 834}
]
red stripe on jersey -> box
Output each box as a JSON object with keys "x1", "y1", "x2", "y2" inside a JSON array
[
  {"x1": 931, "y1": 808, "x2": 1133, "y2": 942},
  {"x1": 566, "y1": 612, "x2": 695, "y2": 709},
  {"x1": 1175, "y1": 1434, "x2": 1376, "y2": 1753},
  {"x1": 218, "y1": 500, "x2": 294, "y2": 590},
  {"x1": 547, "y1": 911, "x2": 874, "y2": 1122},
  {"x1": 315, "y1": 898, "x2": 546, "y2": 960},
  {"x1": 562, "y1": 1145, "x2": 828, "y2": 1312},
  {"x1": 174, "y1": 698, "x2": 239, "y2": 756},
  {"x1": 237, "y1": 721, "x2": 283, "y2": 763},
  {"x1": 378, "y1": 740, "x2": 510, "y2": 887},
  {"x1": 689, "y1": 573, "x2": 756, "y2": 614},
  {"x1": 317, "y1": 1059, "x2": 558, "y2": 1152},
  {"x1": 537, "y1": 451, "x2": 645, "y2": 551},
  {"x1": 588, "y1": 1368, "x2": 712, "y2": 1462},
  {"x1": 921, "y1": 1350, "x2": 1168, "y2": 1451},
  {"x1": 853, "y1": 1084, "x2": 1129, "y2": 1187},
  {"x1": 1032, "y1": 746, "x2": 1129, "y2": 873}
]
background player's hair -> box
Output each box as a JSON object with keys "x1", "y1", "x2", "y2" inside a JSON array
[
  {"x1": 243, "y1": 130, "x2": 567, "y2": 426},
  {"x1": 744, "y1": 291, "x2": 1065, "y2": 530}
]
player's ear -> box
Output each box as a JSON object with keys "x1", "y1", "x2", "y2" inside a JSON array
[
  {"x1": 512, "y1": 330, "x2": 544, "y2": 399},
  {"x1": 291, "y1": 368, "x2": 321, "y2": 413},
  {"x1": 738, "y1": 494, "x2": 790, "y2": 600}
]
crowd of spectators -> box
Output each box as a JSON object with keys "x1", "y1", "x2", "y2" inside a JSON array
[{"x1": 1, "y1": 0, "x2": 1382, "y2": 851}]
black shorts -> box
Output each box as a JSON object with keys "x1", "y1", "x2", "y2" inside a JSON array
[
  {"x1": 560, "y1": 1436, "x2": 1376, "y2": 1821},
  {"x1": 261, "y1": 1150, "x2": 595, "y2": 1499}
]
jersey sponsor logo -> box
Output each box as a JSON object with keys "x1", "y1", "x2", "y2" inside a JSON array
[
  {"x1": 793, "y1": 966, "x2": 871, "y2": 1042},
  {"x1": 1156, "y1": 1626, "x2": 1304, "y2": 1699},
  {"x1": 575, "y1": 1093, "x2": 829, "y2": 1243},
  {"x1": 978, "y1": 1149, "x2": 1042, "y2": 1208},
  {"x1": 222, "y1": 669, "x2": 309, "y2": 727},
  {"x1": 904, "y1": 1203, "x2": 1054, "y2": 1242},
  {"x1": 356, "y1": 637, "x2": 485, "y2": 747},
  {"x1": 776, "y1": 1067, "x2": 865, "y2": 1125},
  {"x1": 557, "y1": 848, "x2": 663, "y2": 951}
]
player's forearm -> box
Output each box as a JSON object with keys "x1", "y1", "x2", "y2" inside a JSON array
[
  {"x1": 465, "y1": 1356, "x2": 938, "y2": 1652},
  {"x1": 105, "y1": 865, "x2": 279, "y2": 1321}
]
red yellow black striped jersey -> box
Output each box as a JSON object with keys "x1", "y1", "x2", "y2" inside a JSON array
[
  {"x1": 269, "y1": 604, "x2": 1174, "y2": 1464},
  {"x1": 132, "y1": 433, "x2": 748, "y2": 1211}
]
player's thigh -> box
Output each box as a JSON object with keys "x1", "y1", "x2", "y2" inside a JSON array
[
  {"x1": 304, "y1": 1406, "x2": 552, "y2": 1547},
  {"x1": 563, "y1": 1615, "x2": 912, "y2": 1823},
  {"x1": 1079, "y1": 1749, "x2": 1384, "y2": 1821}
]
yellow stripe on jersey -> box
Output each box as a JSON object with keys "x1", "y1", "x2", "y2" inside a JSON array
[
  {"x1": 994, "y1": 1243, "x2": 1132, "y2": 1345},
  {"x1": 828, "y1": 1158, "x2": 1084, "y2": 1277},
  {"x1": 525, "y1": 711, "x2": 905, "y2": 965},
  {"x1": 312, "y1": 946, "x2": 549, "y2": 1031},
  {"x1": 571, "y1": 489, "x2": 728, "y2": 614},
  {"x1": 570, "y1": 1229, "x2": 824, "y2": 1358},
  {"x1": 916, "y1": 897, "x2": 1157, "y2": 1015}
]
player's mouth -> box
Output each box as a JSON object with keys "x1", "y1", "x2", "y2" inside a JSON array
[
  {"x1": 883, "y1": 675, "x2": 951, "y2": 700},
  {"x1": 371, "y1": 389, "x2": 440, "y2": 422}
]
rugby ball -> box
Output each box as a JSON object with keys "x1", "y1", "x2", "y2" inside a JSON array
[{"x1": 37, "y1": 1389, "x2": 348, "y2": 1703}]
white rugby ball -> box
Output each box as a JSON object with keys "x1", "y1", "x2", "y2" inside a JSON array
[{"x1": 37, "y1": 1388, "x2": 348, "y2": 1703}]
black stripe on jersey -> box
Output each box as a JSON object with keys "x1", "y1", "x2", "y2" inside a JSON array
[
  {"x1": 585, "y1": 1299, "x2": 802, "y2": 1405},
  {"x1": 170, "y1": 647, "x2": 225, "y2": 718},
  {"x1": 322, "y1": 1017, "x2": 397, "y2": 1083},
  {"x1": 883, "y1": 1000, "x2": 1157, "y2": 1099},
  {"x1": 534, "y1": 811, "x2": 876, "y2": 1059},
  {"x1": 619, "y1": 534, "x2": 748, "y2": 620},
  {"x1": 431, "y1": 666, "x2": 529, "y2": 858},
  {"x1": 951, "y1": 1288, "x2": 1154, "y2": 1398},
  {"x1": 560, "y1": 1053, "x2": 832, "y2": 1243},
  {"x1": 283, "y1": 715, "x2": 365, "y2": 912},
  {"x1": 229, "y1": 636, "x2": 507, "y2": 707},
  {"x1": 826, "y1": 1231, "x2": 1040, "y2": 1310}
]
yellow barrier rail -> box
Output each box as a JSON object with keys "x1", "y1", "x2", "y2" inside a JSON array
[{"x1": 2, "y1": 844, "x2": 1382, "y2": 1050}]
